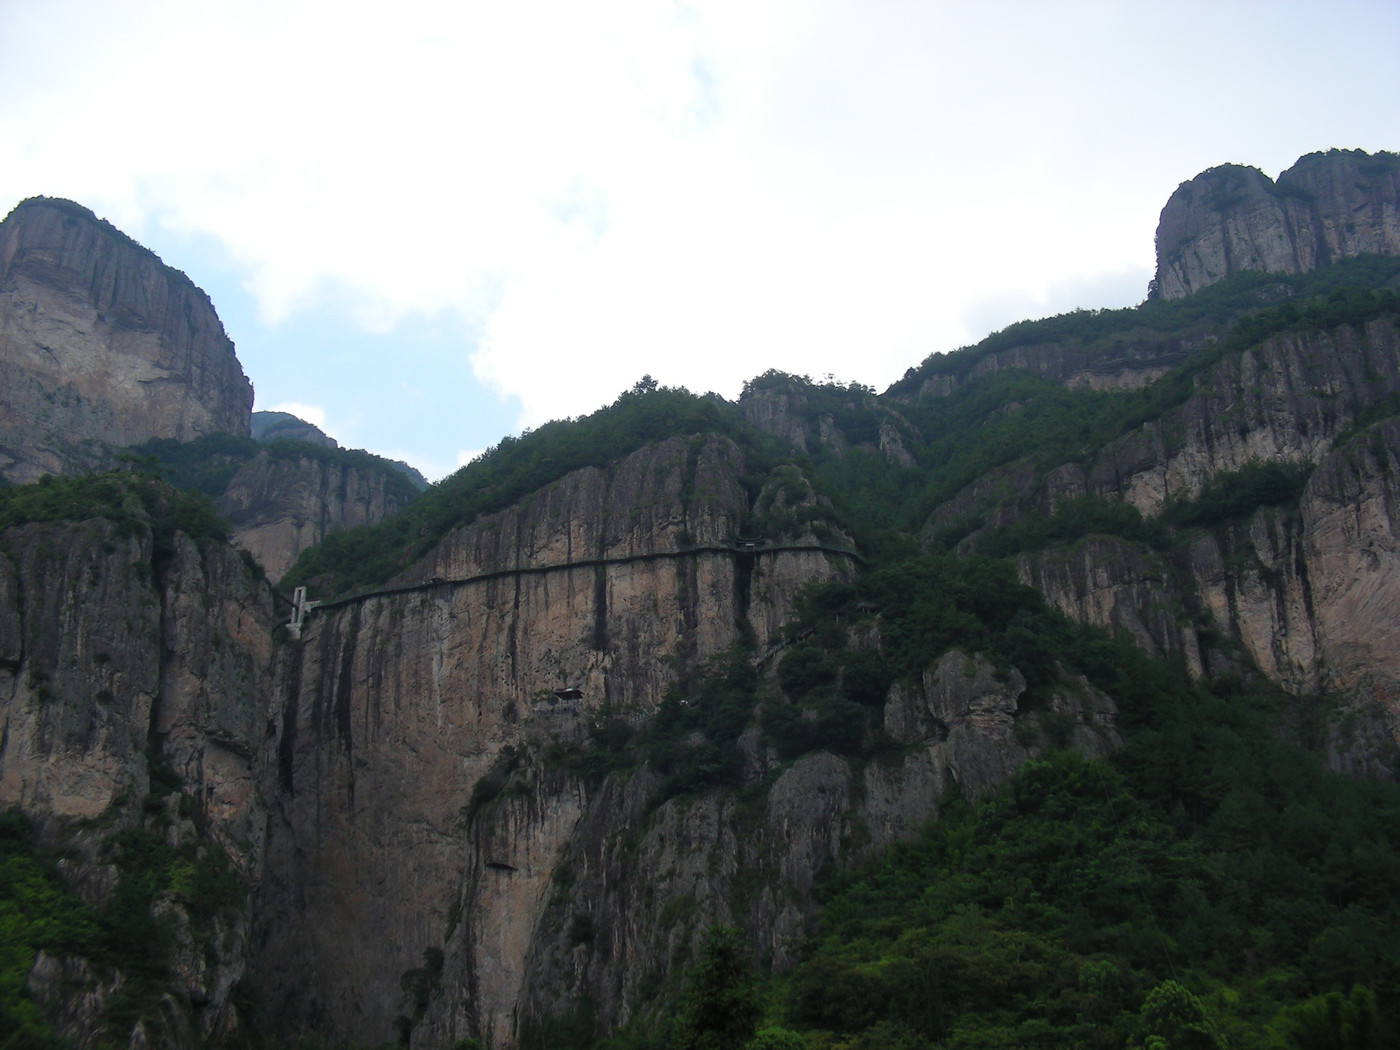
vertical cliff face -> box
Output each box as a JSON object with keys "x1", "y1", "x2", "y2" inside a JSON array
[
  {"x1": 1020, "y1": 415, "x2": 1400, "y2": 777},
  {"x1": 9, "y1": 156, "x2": 1400, "y2": 1050},
  {"x1": 1112, "y1": 319, "x2": 1400, "y2": 516},
  {"x1": 0, "y1": 501, "x2": 279, "y2": 1046},
  {"x1": 254, "y1": 436, "x2": 861, "y2": 1045},
  {"x1": 418, "y1": 649, "x2": 1115, "y2": 1050},
  {"x1": 932, "y1": 317, "x2": 1400, "y2": 533},
  {"x1": 1153, "y1": 150, "x2": 1400, "y2": 300},
  {"x1": 0, "y1": 198, "x2": 253, "y2": 482}
]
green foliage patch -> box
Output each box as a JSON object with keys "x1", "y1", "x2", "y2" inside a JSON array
[
  {"x1": 0, "y1": 472, "x2": 231, "y2": 554},
  {"x1": 781, "y1": 735, "x2": 1400, "y2": 1048},
  {"x1": 0, "y1": 810, "x2": 99, "y2": 1050},
  {"x1": 131, "y1": 431, "x2": 426, "y2": 507}
]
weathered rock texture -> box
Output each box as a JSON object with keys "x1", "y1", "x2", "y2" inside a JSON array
[
  {"x1": 251, "y1": 409, "x2": 339, "y2": 449},
  {"x1": 928, "y1": 317, "x2": 1400, "y2": 533},
  {"x1": 255, "y1": 437, "x2": 861, "y2": 1045},
  {"x1": 1153, "y1": 150, "x2": 1400, "y2": 300},
  {"x1": 994, "y1": 321, "x2": 1400, "y2": 772},
  {"x1": 0, "y1": 511, "x2": 278, "y2": 1045},
  {"x1": 449, "y1": 651, "x2": 1115, "y2": 1049},
  {"x1": 218, "y1": 448, "x2": 422, "y2": 581},
  {"x1": 0, "y1": 198, "x2": 253, "y2": 482}
]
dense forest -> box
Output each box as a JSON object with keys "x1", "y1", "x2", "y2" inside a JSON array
[{"x1": 4, "y1": 249, "x2": 1400, "y2": 1049}]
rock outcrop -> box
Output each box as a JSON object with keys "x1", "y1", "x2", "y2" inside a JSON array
[
  {"x1": 0, "y1": 198, "x2": 253, "y2": 482},
  {"x1": 218, "y1": 447, "x2": 423, "y2": 581},
  {"x1": 0, "y1": 494, "x2": 279, "y2": 1046},
  {"x1": 1153, "y1": 150, "x2": 1400, "y2": 300},
  {"x1": 443, "y1": 650, "x2": 1114, "y2": 1049},
  {"x1": 251, "y1": 410, "x2": 339, "y2": 449}
]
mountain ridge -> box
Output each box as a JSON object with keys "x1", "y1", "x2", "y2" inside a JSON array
[{"x1": 2, "y1": 149, "x2": 1400, "y2": 1050}]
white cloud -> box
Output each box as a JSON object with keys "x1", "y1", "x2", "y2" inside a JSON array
[{"x1": 2, "y1": 0, "x2": 1397, "y2": 464}]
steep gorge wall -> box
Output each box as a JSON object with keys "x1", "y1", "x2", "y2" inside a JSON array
[
  {"x1": 1019, "y1": 418, "x2": 1400, "y2": 775},
  {"x1": 928, "y1": 317, "x2": 1400, "y2": 531},
  {"x1": 421, "y1": 649, "x2": 1116, "y2": 1048},
  {"x1": 254, "y1": 436, "x2": 859, "y2": 1045},
  {"x1": 907, "y1": 312, "x2": 1400, "y2": 770},
  {"x1": 1013, "y1": 395, "x2": 1400, "y2": 774},
  {"x1": 0, "y1": 513, "x2": 279, "y2": 1045},
  {"x1": 0, "y1": 199, "x2": 253, "y2": 482}
]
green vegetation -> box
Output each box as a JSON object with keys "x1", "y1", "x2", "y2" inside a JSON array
[
  {"x1": 775, "y1": 715, "x2": 1400, "y2": 1047},
  {"x1": 10, "y1": 220, "x2": 1400, "y2": 1049},
  {"x1": 888, "y1": 255, "x2": 1400, "y2": 394},
  {"x1": 0, "y1": 810, "x2": 98, "y2": 1050},
  {"x1": 0, "y1": 471, "x2": 231, "y2": 552},
  {"x1": 0, "y1": 795, "x2": 248, "y2": 1050},
  {"x1": 276, "y1": 268, "x2": 1400, "y2": 597},
  {"x1": 1162, "y1": 462, "x2": 1315, "y2": 530},
  {"x1": 679, "y1": 926, "x2": 764, "y2": 1050}
]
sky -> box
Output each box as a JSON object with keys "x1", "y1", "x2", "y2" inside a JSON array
[{"x1": 2, "y1": 1, "x2": 1397, "y2": 481}]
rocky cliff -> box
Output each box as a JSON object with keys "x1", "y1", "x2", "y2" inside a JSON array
[
  {"x1": 253, "y1": 435, "x2": 867, "y2": 1044},
  {"x1": 0, "y1": 198, "x2": 253, "y2": 482},
  {"x1": 0, "y1": 481, "x2": 279, "y2": 1046},
  {"x1": 914, "y1": 314, "x2": 1400, "y2": 769},
  {"x1": 218, "y1": 446, "x2": 424, "y2": 581},
  {"x1": 1153, "y1": 149, "x2": 1400, "y2": 299},
  {"x1": 5, "y1": 152, "x2": 1400, "y2": 1050}
]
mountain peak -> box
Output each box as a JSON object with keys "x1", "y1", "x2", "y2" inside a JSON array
[
  {"x1": 1151, "y1": 148, "x2": 1400, "y2": 299},
  {"x1": 0, "y1": 197, "x2": 253, "y2": 482}
]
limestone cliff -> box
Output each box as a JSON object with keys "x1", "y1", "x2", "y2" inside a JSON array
[
  {"x1": 421, "y1": 649, "x2": 1115, "y2": 1048},
  {"x1": 996, "y1": 320, "x2": 1400, "y2": 772},
  {"x1": 1153, "y1": 150, "x2": 1400, "y2": 300},
  {"x1": 251, "y1": 410, "x2": 339, "y2": 449},
  {"x1": 0, "y1": 198, "x2": 253, "y2": 482},
  {"x1": 254, "y1": 436, "x2": 861, "y2": 1044},
  {"x1": 927, "y1": 317, "x2": 1400, "y2": 531},
  {"x1": 0, "y1": 487, "x2": 279, "y2": 1046},
  {"x1": 218, "y1": 446, "x2": 423, "y2": 581}
]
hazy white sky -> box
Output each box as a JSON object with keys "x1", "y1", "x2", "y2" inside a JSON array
[{"x1": 2, "y1": 0, "x2": 1396, "y2": 479}]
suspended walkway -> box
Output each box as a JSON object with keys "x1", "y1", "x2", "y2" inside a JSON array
[{"x1": 282, "y1": 539, "x2": 862, "y2": 638}]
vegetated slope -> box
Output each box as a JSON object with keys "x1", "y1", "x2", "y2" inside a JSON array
[
  {"x1": 521, "y1": 276, "x2": 1400, "y2": 1047},
  {"x1": 284, "y1": 255, "x2": 1400, "y2": 601},
  {"x1": 253, "y1": 255, "x2": 1400, "y2": 1047},
  {"x1": 304, "y1": 257, "x2": 1400, "y2": 1048},
  {"x1": 280, "y1": 380, "x2": 782, "y2": 597},
  {"x1": 611, "y1": 561, "x2": 1400, "y2": 1050}
]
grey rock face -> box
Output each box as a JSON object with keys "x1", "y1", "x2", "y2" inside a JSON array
[
  {"x1": 1153, "y1": 150, "x2": 1400, "y2": 299},
  {"x1": 218, "y1": 449, "x2": 420, "y2": 581},
  {"x1": 0, "y1": 198, "x2": 253, "y2": 481},
  {"x1": 0, "y1": 513, "x2": 278, "y2": 1046}
]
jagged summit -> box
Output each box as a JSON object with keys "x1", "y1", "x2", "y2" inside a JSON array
[{"x1": 1152, "y1": 148, "x2": 1400, "y2": 299}]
